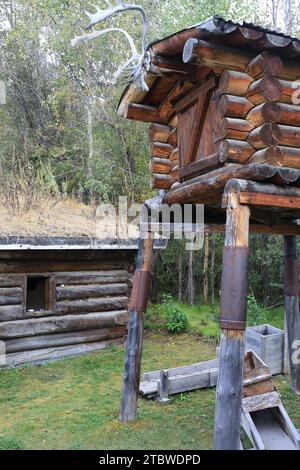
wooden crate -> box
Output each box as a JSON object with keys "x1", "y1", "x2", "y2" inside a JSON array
[{"x1": 245, "y1": 324, "x2": 284, "y2": 375}]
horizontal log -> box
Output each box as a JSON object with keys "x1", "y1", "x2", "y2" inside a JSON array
[
  {"x1": 179, "y1": 152, "x2": 222, "y2": 181},
  {"x1": 276, "y1": 124, "x2": 300, "y2": 147},
  {"x1": 127, "y1": 103, "x2": 165, "y2": 124},
  {"x1": 205, "y1": 223, "x2": 300, "y2": 236},
  {"x1": 246, "y1": 76, "x2": 282, "y2": 105},
  {"x1": 0, "y1": 275, "x2": 23, "y2": 287},
  {"x1": 0, "y1": 260, "x2": 131, "y2": 274},
  {"x1": 151, "y1": 173, "x2": 173, "y2": 189},
  {"x1": 150, "y1": 157, "x2": 172, "y2": 175},
  {"x1": 247, "y1": 102, "x2": 300, "y2": 127},
  {"x1": 150, "y1": 142, "x2": 173, "y2": 158},
  {"x1": 164, "y1": 164, "x2": 270, "y2": 205},
  {"x1": 55, "y1": 271, "x2": 129, "y2": 285},
  {"x1": 168, "y1": 127, "x2": 178, "y2": 147},
  {"x1": 183, "y1": 38, "x2": 251, "y2": 72},
  {"x1": 0, "y1": 304, "x2": 24, "y2": 322},
  {"x1": 4, "y1": 338, "x2": 124, "y2": 366},
  {"x1": 218, "y1": 70, "x2": 253, "y2": 96},
  {"x1": 0, "y1": 310, "x2": 129, "y2": 339},
  {"x1": 5, "y1": 326, "x2": 127, "y2": 353},
  {"x1": 248, "y1": 123, "x2": 281, "y2": 149},
  {"x1": 56, "y1": 284, "x2": 128, "y2": 301},
  {"x1": 149, "y1": 124, "x2": 171, "y2": 143},
  {"x1": 220, "y1": 118, "x2": 254, "y2": 141},
  {"x1": 56, "y1": 296, "x2": 128, "y2": 315},
  {"x1": 246, "y1": 52, "x2": 283, "y2": 78},
  {"x1": 219, "y1": 94, "x2": 254, "y2": 118},
  {"x1": 279, "y1": 79, "x2": 300, "y2": 104},
  {"x1": 248, "y1": 146, "x2": 300, "y2": 169},
  {"x1": 219, "y1": 139, "x2": 254, "y2": 163},
  {"x1": 0, "y1": 287, "x2": 23, "y2": 305}
]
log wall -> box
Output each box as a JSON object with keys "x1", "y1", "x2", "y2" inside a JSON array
[{"x1": 0, "y1": 251, "x2": 134, "y2": 366}]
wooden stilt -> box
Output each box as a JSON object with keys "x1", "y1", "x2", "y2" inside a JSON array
[
  {"x1": 214, "y1": 192, "x2": 250, "y2": 450},
  {"x1": 284, "y1": 235, "x2": 300, "y2": 394},
  {"x1": 119, "y1": 232, "x2": 154, "y2": 422}
]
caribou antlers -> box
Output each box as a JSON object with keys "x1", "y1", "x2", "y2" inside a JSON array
[{"x1": 71, "y1": 1, "x2": 149, "y2": 91}]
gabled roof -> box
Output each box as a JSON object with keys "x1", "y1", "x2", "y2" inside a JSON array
[{"x1": 118, "y1": 16, "x2": 300, "y2": 116}]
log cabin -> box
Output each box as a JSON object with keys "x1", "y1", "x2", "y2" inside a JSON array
[
  {"x1": 117, "y1": 16, "x2": 300, "y2": 449},
  {"x1": 0, "y1": 236, "x2": 138, "y2": 366}
]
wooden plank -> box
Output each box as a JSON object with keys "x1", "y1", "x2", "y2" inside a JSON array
[
  {"x1": 239, "y1": 192, "x2": 300, "y2": 209},
  {"x1": 0, "y1": 304, "x2": 24, "y2": 322},
  {"x1": 0, "y1": 310, "x2": 129, "y2": 339},
  {"x1": 56, "y1": 284, "x2": 128, "y2": 301},
  {"x1": 242, "y1": 391, "x2": 281, "y2": 413},
  {"x1": 179, "y1": 152, "x2": 222, "y2": 181},
  {"x1": 174, "y1": 77, "x2": 215, "y2": 113},
  {"x1": 127, "y1": 103, "x2": 165, "y2": 124},
  {"x1": 3, "y1": 338, "x2": 123, "y2": 366},
  {"x1": 5, "y1": 326, "x2": 127, "y2": 353}
]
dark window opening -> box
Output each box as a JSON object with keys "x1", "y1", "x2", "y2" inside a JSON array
[{"x1": 26, "y1": 276, "x2": 50, "y2": 312}]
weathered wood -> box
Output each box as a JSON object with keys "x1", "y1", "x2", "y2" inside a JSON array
[
  {"x1": 0, "y1": 275, "x2": 23, "y2": 287},
  {"x1": 5, "y1": 326, "x2": 127, "y2": 353},
  {"x1": 174, "y1": 77, "x2": 216, "y2": 113},
  {"x1": 242, "y1": 391, "x2": 281, "y2": 413},
  {"x1": 246, "y1": 324, "x2": 284, "y2": 375},
  {"x1": 55, "y1": 296, "x2": 128, "y2": 315},
  {"x1": 220, "y1": 117, "x2": 253, "y2": 141},
  {"x1": 150, "y1": 157, "x2": 172, "y2": 175},
  {"x1": 56, "y1": 283, "x2": 128, "y2": 301},
  {"x1": 150, "y1": 173, "x2": 173, "y2": 189},
  {"x1": 179, "y1": 152, "x2": 222, "y2": 181},
  {"x1": 149, "y1": 124, "x2": 171, "y2": 143},
  {"x1": 248, "y1": 146, "x2": 300, "y2": 168},
  {"x1": 3, "y1": 338, "x2": 123, "y2": 366},
  {"x1": 247, "y1": 102, "x2": 300, "y2": 127},
  {"x1": 159, "y1": 81, "x2": 193, "y2": 121},
  {"x1": 284, "y1": 235, "x2": 300, "y2": 395},
  {"x1": 248, "y1": 123, "x2": 281, "y2": 149},
  {"x1": 120, "y1": 233, "x2": 154, "y2": 423},
  {"x1": 158, "y1": 370, "x2": 170, "y2": 403},
  {"x1": 214, "y1": 192, "x2": 250, "y2": 450},
  {"x1": 55, "y1": 270, "x2": 129, "y2": 285},
  {"x1": 246, "y1": 76, "x2": 282, "y2": 105},
  {"x1": 183, "y1": 38, "x2": 251, "y2": 72},
  {"x1": 169, "y1": 147, "x2": 179, "y2": 164},
  {"x1": 0, "y1": 287, "x2": 22, "y2": 304},
  {"x1": 0, "y1": 260, "x2": 131, "y2": 274},
  {"x1": 0, "y1": 310, "x2": 129, "y2": 339},
  {"x1": 239, "y1": 192, "x2": 300, "y2": 209},
  {"x1": 126, "y1": 103, "x2": 165, "y2": 124},
  {"x1": 246, "y1": 101, "x2": 280, "y2": 126},
  {"x1": 246, "y1": 52, "x2": 283, "y2": 78},
  {"x1": 150, "y1": 142, "x2": 173, "y2": 159},
  {"x1": 218, "y1": 70, "x2": 253, "y2": 96},
  {"x1": 0, "y1": 304, "x2": 24, "y2": 322},
  {"x1": 219, "y1": 139, "x2": 254, "y2": 163},
  {"x1": 168, "y1": 127, "x2": 178, "y2": 147},
  {"x1": 219, "y1": 94, "x2": 254, "y2": 118}
]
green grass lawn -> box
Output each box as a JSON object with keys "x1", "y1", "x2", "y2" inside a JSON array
[{"x1": 0, "y1": 301, "x2": 298, "y2": 450}]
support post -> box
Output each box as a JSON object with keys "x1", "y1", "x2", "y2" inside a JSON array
[
  {"x1": 214, "y1": 192, "x2": 250, "y2": 450},
  {"x1": 119, "y1": 231, "x2": 154, "y2": 422},
  {"x1": 284, "y1": 235, "x2": 300, "y2": 394}
]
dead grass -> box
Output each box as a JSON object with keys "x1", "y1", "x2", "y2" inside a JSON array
[{"x1": 0, "y1": 196, "x2": 139, "y2": 239}]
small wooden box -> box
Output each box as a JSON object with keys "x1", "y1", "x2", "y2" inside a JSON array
[{"x1": 245, "y1": 324, "x2": 284, "y2": 375}]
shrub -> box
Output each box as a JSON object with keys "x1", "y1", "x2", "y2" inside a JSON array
[{"x1": 166, "y1": 308, "x2": 189, "y2": 333}]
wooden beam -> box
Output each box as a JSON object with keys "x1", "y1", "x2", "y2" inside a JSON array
[
  {"x1": 239, "y1": 192, "x2": 300, "y2": 209},
  {"x1": 127, "y1": 103, "x2": 166, "y2": 124},
  {"x1": 214, "y1": 192, "x2": 249, "y2": 450},
  {"x1": 119, "y1": 234, "x2": 154, "y2": 423},
  {"x1": 149, "y1": 124, "x2": 171, "y2": 143}
]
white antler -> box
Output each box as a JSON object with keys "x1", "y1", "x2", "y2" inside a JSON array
[{"x1": 72, "y1": 1, "x2": 149, "y2": 91}]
